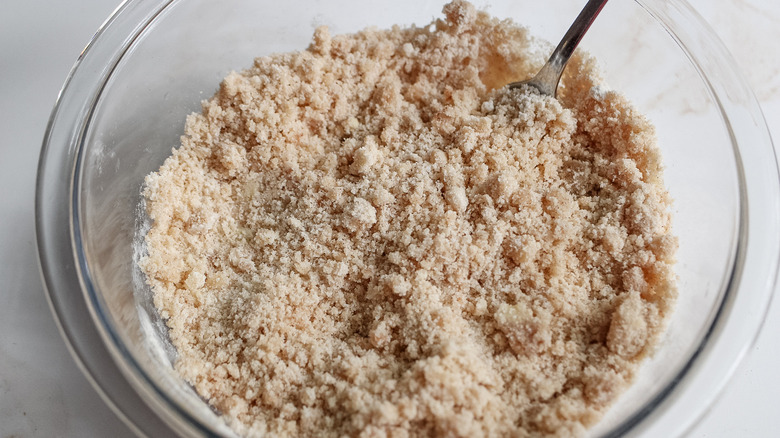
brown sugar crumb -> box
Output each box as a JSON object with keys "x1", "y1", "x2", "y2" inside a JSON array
[{"x1": 140, "y1": 1, "x2": 677, "y2": 436}]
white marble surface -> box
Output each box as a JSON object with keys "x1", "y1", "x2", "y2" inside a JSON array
[{"x1": 1, "y1": 0, "x2": 778, "y2": 436}]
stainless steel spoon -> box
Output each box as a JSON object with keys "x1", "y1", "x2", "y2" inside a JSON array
[{"x1": 509, "y1": 0, "x2": 608, "y2": 97}]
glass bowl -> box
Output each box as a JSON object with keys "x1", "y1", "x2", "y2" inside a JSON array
[{"x1": 36, "y1": 0, "x2": 779, "y2": 436}]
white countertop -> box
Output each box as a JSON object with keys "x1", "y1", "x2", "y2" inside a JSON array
[{"x1": 1, "y1": 0, "x2": 778, "y2": 436}]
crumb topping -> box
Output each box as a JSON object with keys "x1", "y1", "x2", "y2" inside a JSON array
[{"x1": 141, "y1": 1, "x2": 677, "y2": 436}]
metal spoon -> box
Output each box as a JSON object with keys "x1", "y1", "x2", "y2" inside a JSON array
[{"x1": 509, "y1": 0, "x2": 608, "y2": 97}]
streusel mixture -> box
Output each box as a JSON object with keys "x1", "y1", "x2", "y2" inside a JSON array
[{"x1": 140, "y1": 1, "x2": 676, "y2": 436}]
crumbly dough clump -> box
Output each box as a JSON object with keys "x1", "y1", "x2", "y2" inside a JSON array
[{"x1": 141, "y1": 2, "x2": 677, "y2": 436}]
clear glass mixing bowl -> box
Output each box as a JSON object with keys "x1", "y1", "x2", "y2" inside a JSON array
[{"x1": 36, "y1": 0, "x2": 780, "y2": 436}]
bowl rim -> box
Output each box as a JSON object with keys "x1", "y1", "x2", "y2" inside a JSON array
[{"x1": 37, "y1": 0, "x2": 780, "y2": 436}]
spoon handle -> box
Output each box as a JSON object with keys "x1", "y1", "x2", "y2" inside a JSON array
[
  {"x1": 511, "y1": 0, "x2": 608, "y2": 96},
  {"x1": 549, "y1": 0, "x2": 608, "y2": 74}
]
